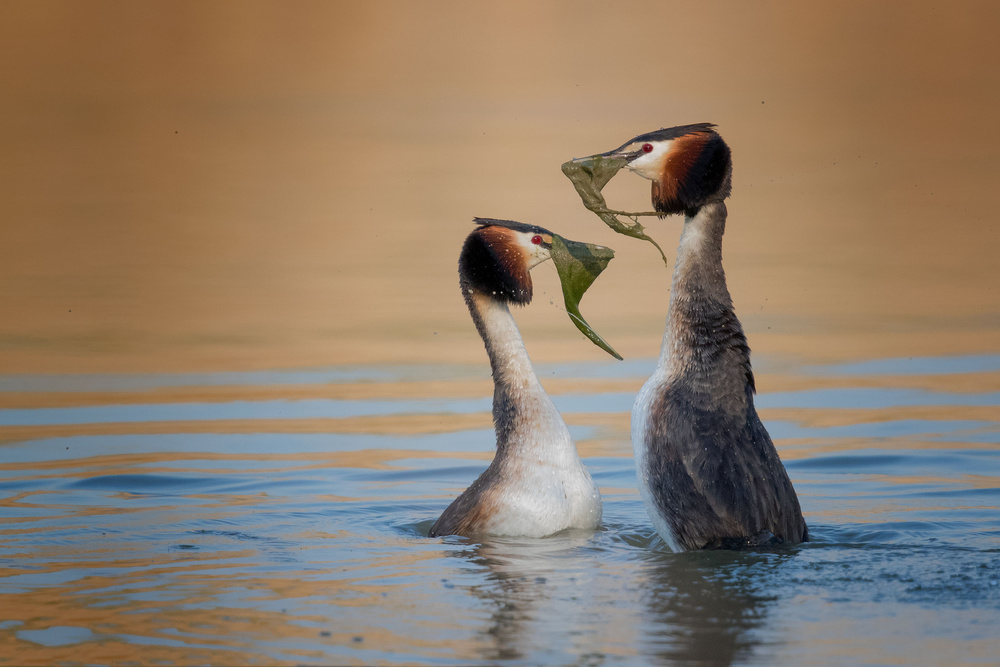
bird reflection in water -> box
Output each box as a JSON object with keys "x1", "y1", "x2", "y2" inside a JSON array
[
  {"x1": 443, "y1": 532, "x2": 613, "y2": 663},
  {"x1": 640, "y1": 548, "x2": 797, "y2": 665},
  {"x1": 440, "y1": 533, "x2": 799, "y2": 665}
]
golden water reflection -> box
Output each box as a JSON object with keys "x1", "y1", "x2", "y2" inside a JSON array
[{"x1": 1, "y1": 359, "x2": 997, "y2": 664}]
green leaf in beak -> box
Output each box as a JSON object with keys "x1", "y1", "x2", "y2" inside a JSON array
[
  {"x1": 550, "y1": 234, "x2": 622, "y2": 360},
  {"x1": 560, "y1": 155, "x2": 627, "y2": 213},
  {"x1": 561, "y1": 156, "x2": 669, "y2": 267}
]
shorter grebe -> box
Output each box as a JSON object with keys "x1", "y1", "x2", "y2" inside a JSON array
[
  {"x1": 429, "y1": 218, "x2": 602, "y2": 538},
  {"x1": 593, "y1": 124, "x2": 808, "y2": 550}
]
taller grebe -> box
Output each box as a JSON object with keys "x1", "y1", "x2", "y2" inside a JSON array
[
  {"x1": 592, "y1": 124, "x2": 807, "y2": 550},
  {"x1": 429, "y1": 218, "x2": 602, "y2": 538}
]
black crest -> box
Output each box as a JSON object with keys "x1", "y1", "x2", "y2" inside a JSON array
[
  {"x1": 621, "y1": 122, "x2": 718, "y2": 147},
  {"x1": 472, "y1": 217, "x2": 551, "y2": 237}
]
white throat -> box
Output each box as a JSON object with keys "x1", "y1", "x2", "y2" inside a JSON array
[{"x1": 626, "y1": 140, "x2": 672, "y2": 181}]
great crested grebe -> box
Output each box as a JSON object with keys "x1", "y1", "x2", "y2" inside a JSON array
[
  {"x1": 429, "y1": 218, "x2": 602, "y2": 538},
  {"x1": 593, "y1": 124, "x2": 807, "y2": 550}
]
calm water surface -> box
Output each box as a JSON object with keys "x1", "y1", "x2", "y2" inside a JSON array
[{"x1": 1, "y1": 354, "x2": 999, "y2": 665}]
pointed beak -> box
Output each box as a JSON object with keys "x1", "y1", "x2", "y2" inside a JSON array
[
  {"x1": 571, "y1": 147, "x2": 638, "y2": 166},
  {"x1": 596, "y1": 146, "x2": 641, "y2": 163}
]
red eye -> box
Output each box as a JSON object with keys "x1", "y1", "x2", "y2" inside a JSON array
[
  {"x1": 531, "y1": 235, "x2": 543, "y2": 245},
  {"x1": 642, "y1": 143, "x2": 654, "y2": 153}
]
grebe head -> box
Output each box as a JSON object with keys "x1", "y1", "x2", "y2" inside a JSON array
[
  {"x1": 459, "y1": 217, "x2": 555, "y2": 305},
  {"x1": 597, "y1": 123, "x2": 732, "y2": 216}
]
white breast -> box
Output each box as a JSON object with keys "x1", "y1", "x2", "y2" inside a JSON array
[
  {"x1": 485, "y1": 459, "x2": 602, "y2": 538},
  {"x1": 485, "y1": 390, "x2": 602, "y2": 537}
]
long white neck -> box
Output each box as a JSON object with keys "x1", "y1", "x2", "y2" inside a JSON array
[{"x1": 466, "y1": 290, "x2": 573, "y2": 459}]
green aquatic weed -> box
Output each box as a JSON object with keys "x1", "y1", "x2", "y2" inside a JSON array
[
  {"x1": 551, "y1": 234, "x2": 622, "y2": 361},
  {"x1": 561, "y1": 155, "x2": 667, "y2": 266}
]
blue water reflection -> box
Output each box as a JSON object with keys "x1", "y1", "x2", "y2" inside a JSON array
[
  {"x1": 1, "y1": 388, "x2": 997, "y2": 428},
  {"x1": 0, "y1": 354, "x2": 998, "y2": 664}
]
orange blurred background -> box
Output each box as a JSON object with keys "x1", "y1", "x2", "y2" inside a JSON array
[{"x1": 1, "y1": 0, "x2": 997, "y2": 373}]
